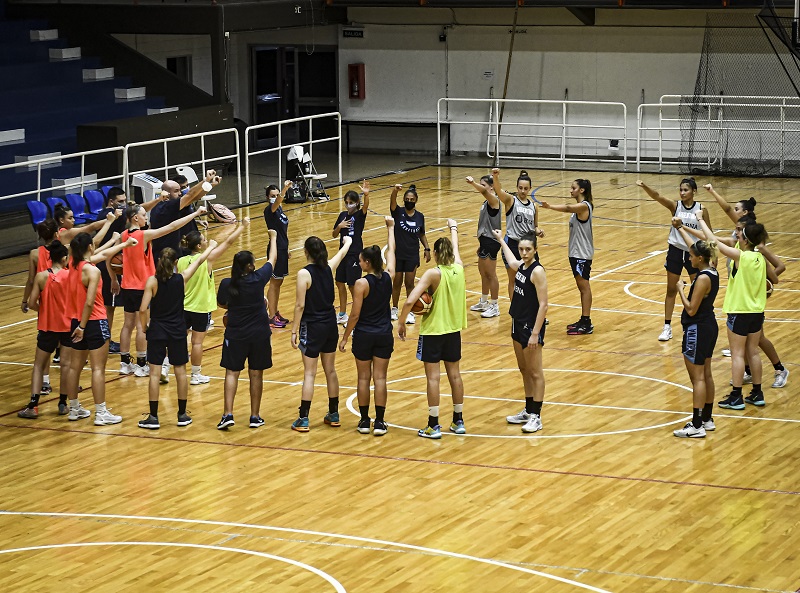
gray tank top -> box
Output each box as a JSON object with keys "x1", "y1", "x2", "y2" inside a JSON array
[
  {"x1": 668, "y1": 200, "x2": 702, "y2": 251},
  {"x1": 568, "y1": 201, "x2": 594, "y2": 259},
  {"x1": 477, "y1": 199, "x2": 501, "y2": 240},
  {"x1": 506, "y1": 195, "x2": 536, "y2": 240}
]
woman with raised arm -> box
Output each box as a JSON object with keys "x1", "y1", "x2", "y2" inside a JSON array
[
  {"x1": 636, "y1": 178, "x2": 711, "y2": 342},
  {"x1": 466, "y1": 174, "x2": 502, "y2": 318},
  {"x1": 541, "y1": 178, "x2": 595, "y2": 335},
  {"x1": 215, "y1": 229, "x2": 279, "y2": 430},
  {"x1": 672, "y1": 225, "x2": 720, "y2": 438},
  {"x1": 263, "y1": 180, "x2": 293, "y2": 328},
  {"x1": 290, "y1": 234, "x2": 352, "y2": 432},
  {"x1": 177, "y1": 217, "x2": 250, "y2": 385},
  {"x1": 398, "y1": 219, "x2": 468, "y2": 439},
  {"x1": 117, "y1": 203, "x2": 206, "y2": 378},
  {"x1": 492, "y1": 168, "x2": 543, "y2": 301},
  {"x1": 332, "y1": 181, "x2": 370, "y2": 325},
  {"x1": 390, "y1": 183, "x2": 431, "y2": 325},
  {"x1": 339, "y1": 216, "x2": 396, "y2": 436},
  {"x1": 137, "y1": 239, "x2": 217, "y2": 430},
  {"x1": 53, "y1": 204, "x2": 120, "y2": 247}
]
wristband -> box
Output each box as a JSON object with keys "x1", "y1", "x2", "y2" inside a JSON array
[
  {"x1": 424, "y1": 248, "x2": 430, "y2": 251},
  {"x1": 78, "y1": 326, "x2": 85, "y2": 331},
  {"x1": 201, "y1": 181, "x2": 213, "y2": 192}
]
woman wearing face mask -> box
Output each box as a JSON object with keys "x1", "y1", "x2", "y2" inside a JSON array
[
  {"x1": 466, "y1": 174, "x2": 502, "y2": 319},
  {"x1": 492, "y1": 169, "x2": 544, "y2": 301},
  {"x1": 390, "y1": 183, "x2": 431, "y2": 325},
  {"x1": 263, "y1": 180, "x2": 294, "y2": 328},
  {"x1": 332, "y1": 181, "x2": 370, "y2": 325},
  {"x1": 636, "y1": 178, "x2": 711, "y2": 342}
]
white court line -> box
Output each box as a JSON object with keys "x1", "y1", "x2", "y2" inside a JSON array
[
  {"x1": 0, "y1": 284, "x2": 24, "y2": 288},
  {"x1": 0, "y1": 317, "x2": 37, "y2": 331},
  {"x1": 0, "y1": 541, "x2": 346, "y2": 593},
  {"x1": 623, "y1": 282, "x2": 800, "y2": 315},
  {"x1": 591, "y1": 250, "x2": 666, "y2": 280},
  {"x1": 0, "y1": 512, "x2": 614, "y2": 593}
]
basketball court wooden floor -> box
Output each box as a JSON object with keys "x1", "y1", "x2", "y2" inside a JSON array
[{"x1": 0, "y1": 166, "x2": 797, "y2": 592}]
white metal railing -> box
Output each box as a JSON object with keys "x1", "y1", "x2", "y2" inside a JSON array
[
  {"x1": 244, "y1": 112, "x2": 342, "y2": 203},
  {"x1": 637, "y1": 99, "x2": 800, "y2": 173},
  {"x1": 437, "y1": 97, "x2": 628, "y2": 170},
  {"x1": 0, "y1": 146, "x2": 125, "y2": 205},
  {"x1": 123, "y1": 128, "x2": 242, "y2": 203}
]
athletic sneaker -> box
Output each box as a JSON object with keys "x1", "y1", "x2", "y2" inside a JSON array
[
  {"x1": 721, "y1": 349, "x2": 731, "y2": 357},
  {"x1": 418, "y1": 424, "x2": 442, "y2": 439},
  {"x1": 703, "y1": 419, "x2": 716, "y2": 431},
  {"x1": 481, "y1": 303, "x2": 500, "y2": 318},
  {"x1": 673, "y1": 421, "x2": 706, "y2": 438},
  {"x1": 119, "y1": 361, "x2": 135, "y2": 375},
  {"x1": 449, "y1": 420, "x2": 466, "y2": 434},
  {"x1": 390, "y1": 307, "x2": 399, "y2": 321},
  {"x1": 324, "y1": 412, "x2": 341, "y2": 427},
  {"x1": 470, "y1": 300, "x2": 489, "y2": 312},
  {"x1": 68, "y1": 404, "x2": 91, "y2": 421},
  {"x1": 772, "y1": 369, "x2": 790, "y2": 388},
  {"x1": 744, "y1": 391, "x2": 765, "y2": 407},
  {"x1": 337, "y1": 312, "x2": 349, "y2": 325},
  {"x1": 41, "y1": 382, "x2": 52, "y2": 395},
  {"x1": 134, "y1": 364, "x2": 150, "y2": 378},
  {"x1": 276, "y1": 311, "x2": 290, "y2": 324},
  {"x1": 138, "y1": 414, "x2": 160, "y2": 430},
  {"x1": 190, "y1": 373, "x2": 211, "y2": 385},
  {"x1": 357, "y1": 418, "x2": 371, "y2": 434},
  {"x1": 718, "y1": 394, "x2": 745, "y2": 410},
  {"x1": 291, "y1": 416, "x2": 310, "y2": 432},
  {"x1": 17, "y1": 406, "x2": 37, "y2": 419},
  {"x1": 217, "y1": 414, "x2": 235, "y2": 430},
  {"x1": 270, "y1": 315, "x2": 287, "y2": 329},
  {"x1": 658, "y1": 324, "x2": 673, "y2": 341},
  {"x1": 567, "y1": 321, "x2": 594, "y2": 335},
  {"x1": 730, "y1": 373, "x2": 752, "y2": 386},
  {"x1": 566, "y1": 319, "x2": 582, "y2": 330},
  {"x1": 58, "y1": 403, "x2": 68, "y2": 415},
  {"x1": 373, "y1": 419, "x2": 388, "y2": 436},
  {"x1": 249, "y1": 416, "x2": 265, "y2": 428},
  {"x1": 522, "y1": 414, "x2": 543, "y2": 433},
  {"x1": 109, "y1": 341, "x2": 121, "y2": 354},
  {"x1": 94, "y1": 408, "x2": 122, "y2": 426},
  {"x1": 506, "y1": 409, "x2": 531, "y2": 424},
  {"x1": 544, "y1": 319, "x2": 549, "y2": 326},
  {"x1": 406, "y1": 312, "x2": 416, "y2": 325},
  {"x1": 177, "y1": 413, "x2": 193, "y2": 427},
  {"x1": 160, "y1": 370, "x2": 169, "y2": 385},
  {"x1": 52, "y1": 352, "x2": 60, "y2": 364}
]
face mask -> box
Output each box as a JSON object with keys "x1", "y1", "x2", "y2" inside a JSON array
[
  {"x1": 269, "y1": 197, "x2": 277, "y2": 204},
  {"x1": 404, "y1": 200, "x2": 415, "y2": 210},
  {"x1": 346, "y1": 202, "x2": 359, "y2": 211},
  {"x1": 180, "y1": 187, "x2": 189, "y2": 196}
]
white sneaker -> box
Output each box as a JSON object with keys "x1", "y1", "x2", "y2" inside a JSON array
[
  {"x1": 673, "y1": 421, "x2": 706, "y2": 438},
  {"x1": 209, "y1": 318, "x2": 215, "y2": 326},
  {"x1": 506, "y1": 409, "x2": 531, "y2": 424},
  {"x1": 721, "y1": 349, "x2": 731, "y2": 357},
  {"x1": 772, "y1": 369, "x2": 789, "y2": 388},
  {"x1": 337, "y1": 312, "x2": 349, "y2": 325},
  {"x1": 190, "y1": 373, "x2": 211, "y2": 385},
  {"x1": 405, "y1": 312, "x2": 416, "y2": 325},
  {"x1": 481, "y1": 303, "x2": 500, "y2": 318},
  {"x1": 390, "y1": 307, "x2": 399, "y2": 321},
  {"x1": 657, "y1": 325, "x2": 672, "y2": 341},
  {"x1": 160, "y1": 363, "x2": 170, "y2": 384},
  {"x1": 730, "y1": 373, "x2": 752, "y2": 386},
  {"x1": 470, "y1": 300, "x2": 488, "y2": 312},
  {"x1": 134, "y1": 364, "x2": 150, "y2": 377},
  {"x1": 94, "y1": 408, "x2": 122, "y2": 426},
  {"x1": 68, "y1": 404, "x2": 91, "y2": 421},
  {"x1": 703, "y1": 419, "x2": 716, "y2": 431},
  {"x1": 119, "y1": 362, "x2": 135, "y2": 375},
  {"x1": 521, "y1": 413, "x2": 543, "y2": 433}
]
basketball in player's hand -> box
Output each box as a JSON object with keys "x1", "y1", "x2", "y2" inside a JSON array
[
  {"x1": 411, "y1": 292, "x2": 432, "y2": 315},
  {"x1": 110, "y1": 252, "x2": 123, "y2": 274}
]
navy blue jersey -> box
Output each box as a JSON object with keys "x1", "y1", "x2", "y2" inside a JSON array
[
  {"x1": 217, "y1": 261, "x2": 273, "y2": 341},
  {"x1": 148, "y1": 274, "x2": 186, "y2": 340},
  {"x1": 301, "y1": 263, "x2": 336, "y2": 324},
  {"x1": 334, "y1": 209, "x2": 366, "y2": 256},
  {"x1": 509, "y1": 261, "x2": 544, "y2": 325},
  {"x1": 391, "y1": 205, "x2": 425, "y2": 259},
  {"x1": 681, "y1": 268, "x2": 719, "y2": 325},
  {"x1": 150, "y1": 199, "x2": 182, "y2": 260},
  {"x1": 355, "y1": 272, "x2": 393, "y2": 334},
  {"x1": 263, "y1": 204, "x2": 289, "y2": 252}
]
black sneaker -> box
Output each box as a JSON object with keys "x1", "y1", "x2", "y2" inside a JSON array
[
  {"x1": 41, "y1": 382, "x2": 52, "y2": 395},
  {"x1": 744, "y1": 391, "x2": 766, "y2": 407},
  {"x1": 567, "y1": 321, "x2": 594, "y2": 335},
  {"x1": 566, "y1": 319, "x2": 582, "y2": 329},
  {"x1": 718, "y1": 394, "x2": 745, "y2": 410},
  {"x1": 177, "y1": 413, "x2": 192, "y2": 427},
  {"x1": 373, "y1": 419, "x2": 388, "y2": 436},
  {"x1": 217, "y1": 414, "x2": 235, "y2": 430},
  {"x1": 357, "y1": 418, "x2": 371, "y2": 434},
  {"x1": 109, "y1": 341, "x2": 121, "y2": 354},
  {"x1": 249, "y1": 415, "x2": 265, "y2": 428},
  {"x1": 138, "y1": 414, "x2": 160, "y2": 430}
]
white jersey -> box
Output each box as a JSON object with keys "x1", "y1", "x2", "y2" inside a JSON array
[
  {"x1": 505, "y1": 195, "x2": 536, "y2": 241},
  {"x1": 668, "y1": 200, "x2": 702, "y2": 251}
]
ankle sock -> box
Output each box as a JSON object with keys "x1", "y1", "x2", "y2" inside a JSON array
[
  {"x1": 149, "y1": 401, "x2": 159, "y2": 417},
  {"x1": 299, "y1": 400, "x2": 311, "y2": 418},
  {"x1": 328, "y1": 397, "x2": 339, "y2": 414},
  {"x1": 692, "y1": 408, "x2": 702, "y2": 429},
  {"x1": 178, "y1": 399, "x2": 187, "y2": 415}
]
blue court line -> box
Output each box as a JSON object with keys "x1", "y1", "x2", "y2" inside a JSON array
[{"x1": 530, "y1": 181, "x2": 561, "y2": 204}]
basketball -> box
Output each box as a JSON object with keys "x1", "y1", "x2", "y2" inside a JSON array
[
  {"x1": 110, "y1": 252, "x2": 123, "y2": 274},
  {"x1": 411, "y1": 292, "x2": 432, "y2": 315},
  {"x1": 766, "y1": 279, "x2": 774, "y2": 298}
]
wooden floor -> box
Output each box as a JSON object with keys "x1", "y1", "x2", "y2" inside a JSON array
[{"x1": 0, "y1": 166, "x2": 798, "y2": 593}]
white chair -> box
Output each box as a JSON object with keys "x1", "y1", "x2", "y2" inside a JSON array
[{"x1": 174, "y1": 165, "x2": 199, "y2": 184}]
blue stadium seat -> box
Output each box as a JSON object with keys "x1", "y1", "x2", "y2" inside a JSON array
[
  {"x1": 46, "y1": 196, "x2": 68, "y2": 217},
  {"x1": 84, "y1": 190, "x2": 105, "y2": 217},
  {"x1": 65, "y1": 193, "x2": 94, "y2": 224},
  {"x1": 101, "y1": 185, "x2": 113, "y2": 197},
  {"x1": 26, "y1": 200, "x2": 49, "y2": 232}
]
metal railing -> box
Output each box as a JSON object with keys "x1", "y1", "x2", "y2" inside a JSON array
[
  {"x1": 437, "y1": 97, "x2": 628, "y2": 170},
  {"x1": 123, "y1": 128, "x2": 242, "y2": 203},
  {"x1": 244, "y1": 112, "x2": 342, "y2": 203}
]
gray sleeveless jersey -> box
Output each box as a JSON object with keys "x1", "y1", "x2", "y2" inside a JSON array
[
  {"x1": 506, "y1": 195, "x2": 536, "y2": 240},
  {"x1": 668, "y1": 200, "x2": 702, "y2": 251},
  {"x1": 568, "y1": 201, "x2": 594, "y2": 259},
  {"x1": 477, "y1": 199, "x2": 502, "y2": 239}
]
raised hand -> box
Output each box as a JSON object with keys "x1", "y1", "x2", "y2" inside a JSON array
[
  {"x1": 385, "y1": 215, "x2": 394, "y2": 227},
  {"x1": 359, "y1": 179, "x2": 370, "y2": 194},
  {"x1": 195, "y1": 206, "x2": 207, "y2": 215},
  {"x1": 466, "y1": 175, "x2": 474, "y2": 184}
]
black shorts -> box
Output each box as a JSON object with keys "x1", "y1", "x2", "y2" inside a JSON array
[
  {"x1": 477, "y1": 235, "x2": 501, "y2": 260},
  {"x1": 664, "y1": 244, "x2": 699, "y2": 276},
  {"x1": 511, "y1": 319, "x2": 546, "y2": 348},
  {"x1": 221, "y1": 336, "x2": 273, "y2": 371},
  {"x1": 148, "y1": 338, "x2": 189, "y2": 366},
  {"x1": 726, "y1": 312, "x2": 765, "y2": 337},
  {"x1": 569, "y1": 257, "x2": 592, "y2": 280},
  {"x1": 352, "y1": 331, "x2": 394, "y2": 361},
  {"x1": 70, "y1": 318, "x2": 110, "y2": 351},
  {"x1": 37, "y1": 330, "x2": 72, "y2": 353},
  {"x1": 298, "y1": 320, "x2": 338, "y2": 358},
  {"x1": 682, "y1": 321, "x2": 718, "y2": 365},
  {"x1": 416, "y1": 332, "x2": 461, "y2": 363},
  {"x1": 122, "y1": 289, "x2": 145, "y2": 313},
  {"x1": 98, "y1": 261, "x2": 122, "y2": 308},
  {"x1": 395, "y1": 256, "x2": 420, "y2": 274},
  {"x1": 273, "y1": 250, "x2": 289, "y2": 279},
  {"x1": 185, "y1": 311, "x2": 212, "y2": 333},
  {"x1": 335, "y1": 254, "x2": 362, "y2": 286}
]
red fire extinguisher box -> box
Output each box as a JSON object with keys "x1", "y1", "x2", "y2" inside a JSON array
[{"x1": 348, "y1": 63, "x2": 365, "y2": 100}]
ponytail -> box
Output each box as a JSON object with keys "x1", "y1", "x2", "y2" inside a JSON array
[
  {"x1": 433, "y1": 237, "x2": 455, "y2": 266},
  {"x1": 156, "y1": 248, "x2": 178, "y2": 283},
  {"x1": 228, "y1": 250, "x2": 255, "y2": 299},
  {"x1": 691, "y1": 240, "x2": 716, "y2": 265},
  {"x1": 575, "y1": 178, "x2": 593, "y2": 204},
  {"x1": 37, "y1": 218, "x2": 59, "y2": 242},
  {"x1": 181, "y1": 230, "x2": 204, "y2": 253},
  {"x1": 70, "y1": 233, "x2": 93, "y2": 268},
  {"x1": 53, "y1": 204, "x2": 71, "y2": 226},
  {"x1": 46, "y1": 239, "x2": 68, "y2": 264},
  {"x1": 517, "y1": 170, "x2": 532, "y2": 188},
  {"x1": 360, "y1": 245, "x2": 383, "y2": 273},
  {"x1": 304, "y1": 236, "x2": 328, "y2": 267}
]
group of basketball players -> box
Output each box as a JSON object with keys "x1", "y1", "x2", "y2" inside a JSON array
[{"x1": 16, "y1": 168, "x2": 787, "y2": 439}]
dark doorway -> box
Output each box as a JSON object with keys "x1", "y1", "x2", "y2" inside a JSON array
[{"x1": 166, "y1": 55, "x2": 192, "y2": 84}]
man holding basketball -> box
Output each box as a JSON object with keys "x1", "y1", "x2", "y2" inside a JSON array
[{"x1": 398, "y1": 219, "x2": 468, "y2": 439}]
